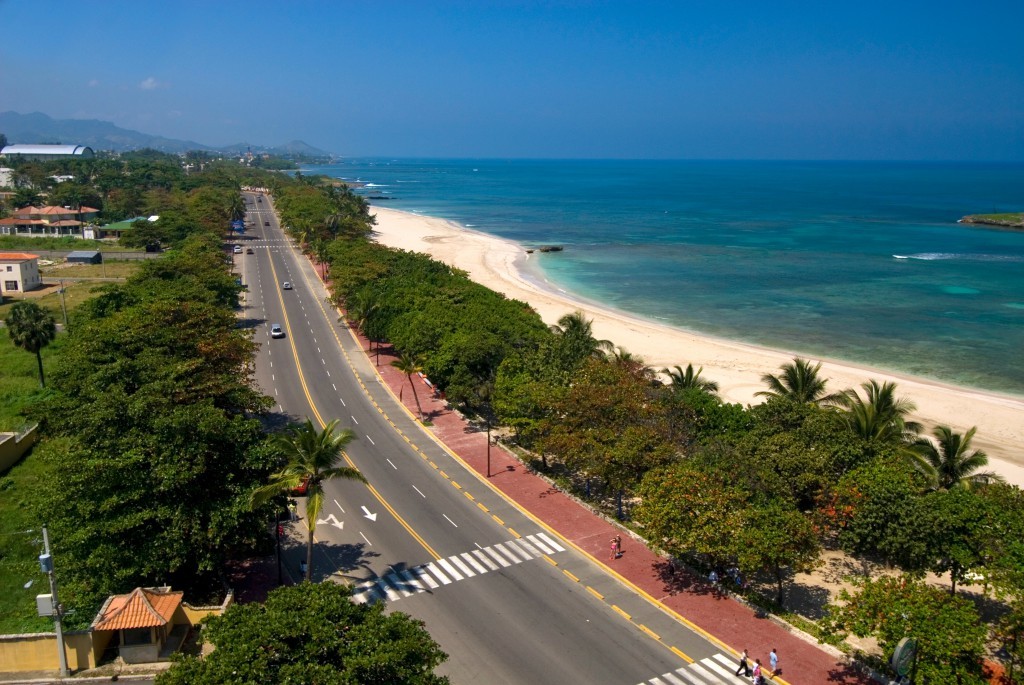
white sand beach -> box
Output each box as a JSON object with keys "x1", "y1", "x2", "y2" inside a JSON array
[{"x1": 370, "y1": 206, "x2": 1024, "y2": 484}]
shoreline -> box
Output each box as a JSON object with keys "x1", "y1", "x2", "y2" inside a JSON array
[{"x1": 369, "y1": 205, "x2": 1024, "y2": 484}]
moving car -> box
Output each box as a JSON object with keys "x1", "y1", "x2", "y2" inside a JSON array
[
  {"x1": 264, "y1": 220, "x2": 270, "y2": 226},
  {"x1": 282, "y1": 282, "x2": 292, "y2": 290},
  {"x1": 246, "y1": 247, "x2": 254, "y2": 254},
  {"x1": 270, "y1": 324, "x2": 285, "y2": 339},
  {"x1": 232, "y1": 245, "x2": 242, "y2": 254}
]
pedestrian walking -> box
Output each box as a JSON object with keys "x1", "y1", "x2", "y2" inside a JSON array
[
  {"x1": 769, "y1": 648, "x2": 779, "y2": 678},
  {"x1": 614, "y1": 535, "x2": 622, "y2": 558},
  {"x1": 751, "y1": 658, "x2": 763, "y2": 685},
  {"x1": 734, "y1": 648, "x2": 751, "y2": 677}
]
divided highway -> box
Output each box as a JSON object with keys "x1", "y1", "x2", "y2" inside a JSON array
[{"x1": 234, "y1": 192, "x2": 741, "y2": 685}]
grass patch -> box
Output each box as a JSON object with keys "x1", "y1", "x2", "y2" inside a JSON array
[
  {"x1": 0, "y1": 281, "x2": 110, "y2": 322},
  {"x1": 0, "y1": 333, "x2": 65, "y2": 432},
  {"x1": 0, "y1": 446, "x2": 57, "y2": 634},
  {"x1": 40, "y1": 260, "x2": 142, "y2": 280},
  {"x1": 0, "y1": 236, "x2": 136, "y2": 252}
]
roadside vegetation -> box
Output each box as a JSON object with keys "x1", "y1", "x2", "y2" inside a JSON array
[
  {"x1": 324, "y1": 229, "x2": 1024, "y2": 682},
  {"x1": 4, "y1": 151, "x2": 1020, "y2": 679}
]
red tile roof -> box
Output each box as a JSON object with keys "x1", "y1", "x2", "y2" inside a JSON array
[
  {"x1": 94, "y1": 587, "x2": 183, "y2": 631},
  {"x1": 0, "y1": 252, "x2": 40, "y2": 261}
]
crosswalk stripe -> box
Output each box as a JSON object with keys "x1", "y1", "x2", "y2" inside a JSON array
[
  {"x1": 505, "y1": 539, "x2": 536, "y2": 561},
  {"x1": 686, "y1": 662, "x2": 720, "y2": 684},
  {"x1": 351, "y1": 590, "x2": 369, "y2": 604},
  {"x1": 387, "y1": 574, "x2": 416, "y2": 598},
  {"x1": 379, "y1": 577, "x2": 403, "y2": 601},
  {"x1": 482, "y1": 546, "x2": 512, "y2": 567},
  {"x1": 525, "y1": 534, "x2": 556, "y2": 554},
  {"x1": 711, "y1": 654, "x2": 734, "y2": 668},
  {"x1": 423, "y1": 562, "x2": 451, "y2": 585},
  {"x1": 514, "y1": 537, "x2": 542, "y2": 557},
  {"x1": 650, "y1": 678, "x2": 668, "y2": 685},
  {"x1": 660, "y1": 672, "x2": 687, "y2": 685},
  {"x1": 399, "y1": 569, "x2": 425, "y2": 593},
  {"x1": 413, "y1": 566, "x2": 439, "y2": 589},
  {"x1": 701, "y1": 656, "x2": 736, "y2": 679},
  {"x1": 434, "y1": 559, "x2": 462, "y2": 582},
  {"x1": 472, "y1": 549, "x2": 499, "y2": 571},
  {"x1": 461, "y1": 552, "x2": 489, "y2": 574},
  {"x1": 535, "y1": 532, "x2": 565, "y2": 552},
  {"x1": 492, "y1": 542, "x2": 523, "y2": 564},
  {"x1": 448, "y1": 554, "x2": 476, "y2": 577}
]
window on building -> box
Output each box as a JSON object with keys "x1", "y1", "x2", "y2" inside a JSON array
[
  {"x1": 5, "y1": 266, "x2": 11, "y2": 272},
  {"x1": 4, "y1": 281, "x2": 17, "y2": 291}
]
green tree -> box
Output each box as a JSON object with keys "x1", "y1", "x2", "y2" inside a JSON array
[
  {"x1": 157, "y1": 582, "x2": 449, "y2": 685},
  {"x1": 756, "y1": 357, "x2": 842, "y2": 405},
  {"x1": 825, "y1": 575, "x2": 987, "y2": 684},
  {"x1": 662, "y1": 363, "x2": 719, "y2": 396},
  {"x1": 819, "y1": 459, "x2": 929, "y2": 571},
  {"x1": 5, "y1": 301, "x2": 57, "y2": 388},
  {"x1": 392, "y1": 351, "x2": 426, "y2": 421},
  {"x1": 835, "y1": 379, "x2": 921, "y2": 444},
  {"x1": 734, "y1": 501, "x2": 820, "y2": 606},
  {"x1": 251, "y1": 419, "x2": 366, "y2": 581},
  {"x1": 920, "y1": 488, "x2": 988, "y2": 594},
  {"x1": 10, "y1": 186, "x2": 41, "y2": 208},
  {"x1": 549, "y1": 311, "x2": 613, "y2": 367},
  {"x1": 635, "y1": 463, "x2": 746, "y2": 569},
  {"x1": 909, "y1": 425, "x2": 1004, "y2": 491}
]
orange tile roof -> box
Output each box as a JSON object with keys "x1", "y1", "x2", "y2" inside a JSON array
[
  {"x1": 80, "y1": 206, "x2": 100, "y2": 213},
  {"x1": 94, "y1": 587, "x2": 183, "y2": 631},
  {"x1": 0, "y1": 252, "x2": 40, "y2": 261}
]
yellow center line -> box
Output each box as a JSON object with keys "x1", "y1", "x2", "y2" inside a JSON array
[
  {"x1": 266, "y1": 255, "x2": 440, "y2": 560},
  {"x1": 562, "y1": 570, "x2": 580, "y2": 583}
]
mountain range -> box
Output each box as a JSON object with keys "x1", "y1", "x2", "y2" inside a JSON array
[{"x1": 0, "y1": 111, "x2": 332, "y2": 158}]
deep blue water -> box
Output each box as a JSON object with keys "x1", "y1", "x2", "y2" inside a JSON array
[{"x1": 304, "y1": 160, "x2": 1024, "y2": 395}]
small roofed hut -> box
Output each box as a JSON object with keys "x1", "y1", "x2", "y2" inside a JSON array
[{"x1": 90, "y1": 587, "x2": 186, "y2": 664}]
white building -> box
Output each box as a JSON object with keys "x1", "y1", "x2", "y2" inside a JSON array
[
  {"x1": 0, "y1": 252, "x2": 42, "y2": 294},
  {"x1": 0, "y1": 144, "x2": 95, "y2": 160}
]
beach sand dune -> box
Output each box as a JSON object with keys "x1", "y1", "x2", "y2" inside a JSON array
[{"x1": 370, "y1": 206, "x2": 1024, "y2": 485}]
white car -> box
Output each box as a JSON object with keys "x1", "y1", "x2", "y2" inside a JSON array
[
  {"x1": 270, "y1": 324, "x2": 285, "y2": 339},
  {"x1": 282, "y1": 282, "x2": 292, "y2": 290},
  {"x1": 233, "y1": 245, "x2": 242, "y2": 254}
]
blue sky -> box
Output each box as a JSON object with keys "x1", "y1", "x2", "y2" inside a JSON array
[{"x1": 2, "y1": 0, "x2": 1022, "y2": 159}]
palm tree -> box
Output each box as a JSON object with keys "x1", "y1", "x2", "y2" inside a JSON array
[
  {"x1": 392, "y1": 351, "x2": 426, "y2": 421},
  {"x1": 756, "y1": 357, "x2": 842, "y2": 405},
  {"x1": 662, "y1": 364, "x2": 719, "y2": 396},
  {"x1": 611, "y1": 346, "x2": 654, "y2": 380},
  {"x1": 228, "y1": 194, "x2": 246, "y2": 221},
  {"x1": 250, "y1": 419, "x2": 365, "y2": 581},
  {"x1": 6, "y1": 301, "x2": 57, "y2": 388},
  {"x1": 550, "y1": 311, "x2": 613, "y2": 363},
  {"x1": 835, "y1": 379, "x2": 921, "y2": 444},
  {"x1": 909, "y1": 425, "x2": 1005, "y2": 490}
]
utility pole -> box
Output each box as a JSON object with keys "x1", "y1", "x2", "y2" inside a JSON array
[
  {"x1": 57, "y1": 279, "x2": 68, "y2": 329},
  {"x1": 39, "y1": 526, "x2": 70, "y2": 678}
]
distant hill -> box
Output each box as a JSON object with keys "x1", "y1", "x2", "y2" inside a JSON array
[{"x1": 0, "y1": 111, "x2": 332, "y2": 158}]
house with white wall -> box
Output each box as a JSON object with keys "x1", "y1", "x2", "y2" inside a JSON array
[{"x1": 0, "y1": 252, "x2": 42, "y2": 294}]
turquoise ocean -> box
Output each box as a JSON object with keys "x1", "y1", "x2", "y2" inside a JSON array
[{"x1": 304, "y1": 160, "x2": 1024, "y2": 396}]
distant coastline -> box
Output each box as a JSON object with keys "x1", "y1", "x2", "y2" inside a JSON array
[
  {"x1": 960, "y1": 212, "x2": 1024, "y2": 229},
  {"x1": 368, "y1": 204, "x2": 1024, "y2": 486}
]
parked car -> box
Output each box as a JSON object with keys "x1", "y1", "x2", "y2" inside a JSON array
[
  {"x1": 270, "y1": 324, "x2": 285, "y2": 339},
  {"x1": 282, "y1": 282, "x2": 292, "y2": 290},
  {"x1": 290, "y1": 476, "x2": 310, "y2": 496},
  {"x1": 232, "y1": 245, "x2": 242, "y2": 254}
]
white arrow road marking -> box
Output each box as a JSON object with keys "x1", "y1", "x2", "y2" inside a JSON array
[
  {"x1": 316, "y1": 513, "x2": 344, "y2": 530},
  {"x1": 361, "y1": 506, "x2": 378, "y2": 522}
]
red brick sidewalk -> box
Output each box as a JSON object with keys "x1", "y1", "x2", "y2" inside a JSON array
[{"x1": 345, "y1": 328, "x2": 872, "y2": 685}]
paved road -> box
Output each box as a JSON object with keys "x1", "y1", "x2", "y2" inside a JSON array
[{"x1": 236, "y1": 192, "x2": 744, "y2": 685}]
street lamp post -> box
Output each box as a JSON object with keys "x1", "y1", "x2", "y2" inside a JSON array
[{"x1": 39, "y1": 526, "x2": 70, "y2": 678}]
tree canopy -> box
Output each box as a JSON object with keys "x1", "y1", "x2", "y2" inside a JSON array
[{"x1": 158, "y1": 582, "x2": 449, "y2": 685}]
